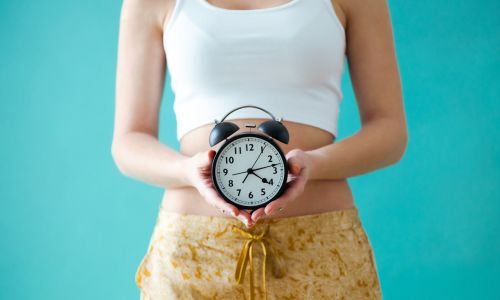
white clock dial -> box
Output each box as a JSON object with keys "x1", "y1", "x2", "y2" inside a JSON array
[{"x1": 212, "y1": 134, "x2": 287, "y2": 208}]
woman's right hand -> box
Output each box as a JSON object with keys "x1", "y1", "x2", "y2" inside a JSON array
[{"x1": 183, "y1": 149, "x2": 254, "y2": 228}]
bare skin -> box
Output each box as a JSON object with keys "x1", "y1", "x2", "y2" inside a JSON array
[{"x1": 112, "y1": 0, "x2": 408, "y2": 229}]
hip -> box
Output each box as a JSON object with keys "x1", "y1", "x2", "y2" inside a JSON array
[{"x1": 136, "y1": 205, "x2": 382, "y2": 299}]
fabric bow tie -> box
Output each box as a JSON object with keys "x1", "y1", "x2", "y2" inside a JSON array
[{"x1": 231, "y1": 224, "x2": 286, "y2": 300}]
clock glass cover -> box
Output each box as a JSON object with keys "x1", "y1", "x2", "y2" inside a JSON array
[{"x1": 211, "y1": 132, "x2": 288, "y2": 210}]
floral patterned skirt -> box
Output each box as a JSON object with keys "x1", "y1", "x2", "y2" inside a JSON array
[{"x1": 135, "y1": 204, "x2": 382, "y2": 300}]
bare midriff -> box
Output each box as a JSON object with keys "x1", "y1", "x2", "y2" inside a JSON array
[{"x1": 160, "y1": 118, "x2": 355, "y2": 219}]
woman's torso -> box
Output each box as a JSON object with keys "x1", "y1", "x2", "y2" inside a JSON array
[{"x1": 160, "y1": 0, "x2": 353, "y2": 219}]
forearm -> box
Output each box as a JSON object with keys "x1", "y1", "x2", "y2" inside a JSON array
[
  {"x1": 111, "y1": 131, "x2": 191, "y2": 189},
  {"x1": 305, "y1": 117, "x2": 408, "y2": 180}
]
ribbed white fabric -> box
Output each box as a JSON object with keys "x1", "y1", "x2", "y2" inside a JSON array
[{"x1": 163, "y1": 0, "x2": 346, "y2": 142}]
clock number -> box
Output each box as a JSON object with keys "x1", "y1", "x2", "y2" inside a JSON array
[
  {"x1": 261, "y1": 146, "x2": 264, "y2": 153},
  {"x1": 236, "y1": 189, "x2": 241, "y2": 196},
  {"x1": 225, "y1": 156, "x2": 234, "y2": 164},
  {"x1": 261, "y1": 188, "x2": 266, "y2": 195},
  {"x1": 269, "y1": 178, "x2": 274, "y2": 185},
  {"x1": 223, "y1": 168, "x2": 228, "y2": 175},
  {"x1": 228, "y1": 179, "x2": 233, "y2": 187},
  {"x1": 246, "y1": 143, "x2": 254, "y2": 151},
  {"x1": 268, "y1": 155, "x2": 273, "y2": 162},
  {"x1": 273, "y1": 166, "x2": 277, "y2": 174},
  {"x1": 234, "y1": 147, "x2": 242, "y2": 155},
  {"x1": 249, "y1": 191, "x2": 253, "y2": 198}
]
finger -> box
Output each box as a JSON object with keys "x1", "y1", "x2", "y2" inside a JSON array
[
  {"x1": 250, "y1": 208, "x2": 265, "y2": 222},
  {"x1": 207, "y1": 150, "x2": 216, "y2": 167},
  {"x1": 264, "y1": 196, "x2": 289, "y2": 216},
  {"x1": 251, "y1": 207, "x2": 266, "y2": 222},
  {"x1": 199, "y1": 150, "x2": 216, "y2": 172},
  {"x1": 205, "y1": 187, "x2": 240, "y2": 217},
  {"x1": 264, "y1": 186, "x2": 295, "y2": 215},
  {"x1": 204, "y1": 149, "x2": 215, "y2": 162},
  {"x1": 264, "y1": 179, "x2": 304, "y2": 215},
  {"x1": 290, "y1": 163, "x2": 302, "y2": 175},
  {"x1": 237, "y1": 210, "x2": 253, "y2": 228},
  {"x1": 201, "y1": 180, "x2": 244, "y2": 218}
]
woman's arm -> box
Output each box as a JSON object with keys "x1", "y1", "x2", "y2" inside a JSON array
[
  {"x1": 111, "y1": 0, "x2": 191, "y2": 189},
  {"x1": 305, "y1": 0, "x2": 408, "y2": 181}
]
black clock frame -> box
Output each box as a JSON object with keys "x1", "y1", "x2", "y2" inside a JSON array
[{"x1": 211, "y1": 131, "x2": 289, "y2": 212}]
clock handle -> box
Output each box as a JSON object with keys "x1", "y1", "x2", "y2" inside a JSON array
[
  {"x1": 216, "y1": 105, "x2": 278, "y2": 123},
  {"x1": 210, "y1": 105, "x2": 290, "y2": 146}
]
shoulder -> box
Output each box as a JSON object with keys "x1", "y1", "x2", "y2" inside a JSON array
[
  {"x1": 337, "y1": 0, "x2": 390, "y2": 19},
  {"x1": 328, "y1": 0, "x2": 347, "y2": 30},
  {"x1": 120, "y1": 0, "x2": 175, "y2": 30},
  {"x1": 334, "y1": 0, "x2": 391, "y2": 31}
]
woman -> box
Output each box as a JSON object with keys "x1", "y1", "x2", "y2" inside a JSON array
[{"x1": 112, "y1": 0, "x2": 407, "y2": 299}]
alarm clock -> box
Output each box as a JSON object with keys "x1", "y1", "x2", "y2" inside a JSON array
[{"x1": 209, "y1": 105, "x2": 290, "y2": 212}]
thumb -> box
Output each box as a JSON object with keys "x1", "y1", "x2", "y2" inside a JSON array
[
  {"x1": 288, "y1": 160, "x2": 302, "y2": 175},
  {"x1": 208, "y1": 149, "x2": 216, "y2": 159},
  {"x1": 206, "y1": 149, "x2": 216, "y2": 164},
  {"x1": 196, "y1": 149, "x2": 215, "y2": 167}
]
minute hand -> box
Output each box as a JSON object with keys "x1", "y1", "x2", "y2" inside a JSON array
[
  {"x1": 252, "y1": 163, "x2": 281, "y2": 172},
  {"x1": 250, "y1": 144, "x2": 267, "y2": 169},
  {"x1": 232, "y1": 162, "x2": 281, "y2": 176}
]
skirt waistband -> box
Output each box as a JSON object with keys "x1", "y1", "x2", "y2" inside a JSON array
[{"x1": 153, "y1": 206, "x2": 362, "y2": 242}]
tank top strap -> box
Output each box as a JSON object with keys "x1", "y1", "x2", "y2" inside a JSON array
[{"x1": 163, "y1": 0, "x2": 185, "y2": 36}]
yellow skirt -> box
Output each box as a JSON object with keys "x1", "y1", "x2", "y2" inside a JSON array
[{"x1": 135, "y1": 204, "x2": 382, "y2": 300}]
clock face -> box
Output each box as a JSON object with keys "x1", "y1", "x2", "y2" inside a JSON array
[{"x1": 211, "y1": 132, "x2": 288, "y2": 210}]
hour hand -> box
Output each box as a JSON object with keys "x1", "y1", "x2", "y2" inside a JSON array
[{"x1": 251, "y1": 172, "x2": 272, "y2": 185}]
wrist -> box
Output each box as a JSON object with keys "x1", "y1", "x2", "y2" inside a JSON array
[
  {"x1": 304, "y1": 149, "x2": 325, "y2": 181},
  {"x1": 163, "y1": 155, "x2": 193, "y2": 189},
  {"x1": 177, "y1": 156, "x2": 194, "y2": 188}
]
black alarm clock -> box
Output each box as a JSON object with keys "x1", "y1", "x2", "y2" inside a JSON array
[{"x1": 209, "y1": 105, "x2": 290, "y2": 212}]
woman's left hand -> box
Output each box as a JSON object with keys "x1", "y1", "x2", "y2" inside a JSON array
[{"x1": 250, "y1": 149, "x2": 313, "y2": 224}]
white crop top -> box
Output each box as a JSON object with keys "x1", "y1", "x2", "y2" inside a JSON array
[{"x1": 163, "y1": 0, "x2": 346, "y2": 142}]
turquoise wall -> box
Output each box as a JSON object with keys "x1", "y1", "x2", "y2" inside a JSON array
[{"x1": 0, "y1": 0, "x2": 498, "y2": 299}]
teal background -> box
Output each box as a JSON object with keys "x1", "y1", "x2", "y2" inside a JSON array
[{"x1": 0, "y1": 0, "x2": 498, "y2": 299}]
